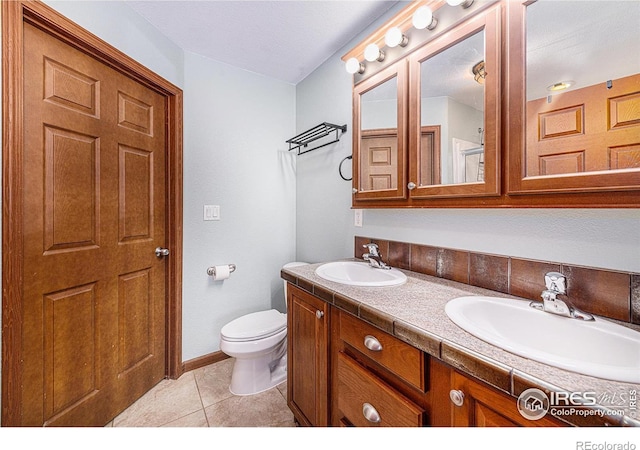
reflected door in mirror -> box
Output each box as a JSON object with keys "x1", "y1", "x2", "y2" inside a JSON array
[
  {"x1": 360, "y1": 129, "x2": 398, "y2": 191},
  {"x1": 526, "y1": 74, "x2": 640, "y2": 176}
]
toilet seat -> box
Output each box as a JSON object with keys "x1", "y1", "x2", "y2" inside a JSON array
[{"x1": 221, "y1": 309, "x2": 286, "y2": 342}]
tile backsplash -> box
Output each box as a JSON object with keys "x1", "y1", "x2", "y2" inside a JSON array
[{"x1": 355, "y1": 236, "x2": 639, "y2": 325}]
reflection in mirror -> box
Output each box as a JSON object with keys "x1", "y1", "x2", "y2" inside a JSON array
[
  {"x1": 525, "y1": 1, "x2": 640, "y2": 177},
  {"x1": 420, "y1": 29, "x2": 485, "y2": 185},
  {"x1": 359, "y1": 75, "x2": 398, "y2": 192}
]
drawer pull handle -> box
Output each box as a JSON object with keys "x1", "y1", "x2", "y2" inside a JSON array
[
  {"x1": 362, "y1": 402, "x2": 381, "y2": 423},
  {"x1": 449, "y1": 389, "x2": 465, "y2": 407},
  {"x1": 364, "y1": 335, "x2": 383, "y2": 352}
]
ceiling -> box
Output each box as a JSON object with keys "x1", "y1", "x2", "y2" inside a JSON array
[
  {"x1": 125, "y1": 1, "x2": 639, "y2": 97},
  {"x1": 126, "y1": 0, "x2": 401, "y2": 85}
]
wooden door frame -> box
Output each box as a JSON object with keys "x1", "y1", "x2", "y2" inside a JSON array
[{"x1": 2, "y1": 1, "x2": 184, "y2": 426}]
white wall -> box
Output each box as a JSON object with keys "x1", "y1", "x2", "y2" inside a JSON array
[
  {"x1": 295, "y1": 10, "x2": 640, "y2": 273},
  {"x1": 181, "y1": 52, "x2": 296, "y2": 361}
]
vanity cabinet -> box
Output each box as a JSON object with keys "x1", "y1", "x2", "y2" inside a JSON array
[
  {"x1": 286, "y1": 283, "x2": 566, "y2": 428},
  {"x1": 286, "y1": 284, "x2": 330, "y2": 426}
]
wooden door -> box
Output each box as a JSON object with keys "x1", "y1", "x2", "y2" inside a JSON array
[{"x1": 21, "y1": 22, "x2": 167, "y2": 426}]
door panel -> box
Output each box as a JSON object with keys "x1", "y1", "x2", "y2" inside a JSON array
[{"x1": 22, "y1": 22, "x2": 167, "y2": 426}]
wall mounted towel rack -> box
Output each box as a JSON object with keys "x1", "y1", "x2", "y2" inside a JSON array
[{"x1": 286, "y1": 122, "x2": 347, "y2": 155}]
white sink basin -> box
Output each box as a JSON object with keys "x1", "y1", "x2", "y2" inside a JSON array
[
  {"x1": 315, "y1": 261, "x2": 407, "y2": 287},
  {"x1": 445, "y1": 296, "x2": 640, "y2": 383}
]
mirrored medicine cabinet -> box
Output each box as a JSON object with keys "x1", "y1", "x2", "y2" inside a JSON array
[
  {"x1": 349, "y1": 0, "x2": 640, "y2": 208},
  {"x1": 507, "y1": 0, "x2": 640, "y2": 201}
]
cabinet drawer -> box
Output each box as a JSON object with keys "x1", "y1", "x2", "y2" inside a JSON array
[
  {"x1": 339, "y1": 311, "x2": 425, "y2": 391},
  {"x1": 337, "y1": 352, "x2": 425, "y2": 427}
]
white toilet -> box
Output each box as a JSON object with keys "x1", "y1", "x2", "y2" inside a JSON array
[{"x1": 220, "y1": 262, "x2": 308, "y2": 396}]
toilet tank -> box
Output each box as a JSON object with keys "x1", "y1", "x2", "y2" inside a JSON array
[{"x1": 282, "y1": 262, "x2": 308, "y2": 305}]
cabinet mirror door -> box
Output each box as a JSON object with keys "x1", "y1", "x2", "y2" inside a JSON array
[
  {"x1": 507, "y1": 0, "x2": 640, "y2": 199},
  {"x1": 408, "y1": 6, "x2": 501, "y2": 199},
  {"x1": 353, "y1": 61, "x2": 408, "y2": 201}
]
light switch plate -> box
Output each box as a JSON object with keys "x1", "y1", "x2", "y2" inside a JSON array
[
  {"x1": 204, "y1": 205, "x2": 220, "y2": 221},
  {"x1": 354, "y1": 209, "x2": 363, "y2": 227}
]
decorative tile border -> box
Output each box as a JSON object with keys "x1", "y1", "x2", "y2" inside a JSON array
[{"x1": 355, "y1": 236, "x2": 639, "y2": 325}]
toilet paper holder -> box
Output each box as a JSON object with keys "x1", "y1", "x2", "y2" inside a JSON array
[{"x1": 206, "y1": 264, "x2": 236, "y2": 277}]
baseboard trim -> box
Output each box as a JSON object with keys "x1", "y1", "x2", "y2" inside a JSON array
[{"x1": 182, "y1": 351, "x2": 230, "y2": 373}]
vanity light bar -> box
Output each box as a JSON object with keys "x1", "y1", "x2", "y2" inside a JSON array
[
  {"x1": 344, "y1": 4, "x2": 438, "y2": 75},
  {"x1": 344, "y1": 0, "x2": 479, "y2": 76}
]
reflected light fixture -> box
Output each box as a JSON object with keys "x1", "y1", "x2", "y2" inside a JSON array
[
  {"x1": 472, "y1": 60, "x2": 486, "y2": 84},
  {"x1": 345, "y1": 57, "x2": 365, "y2": 74},
  {"x1": 546, "y1": 80, "x2": 574, "y2": 92},
  {"x1": 364, "y1": 43, "x2": 385, "y2": 62},
  {"x1": 412, "y1": 5, "x2": 437, "y2": 31},
  {"x1": 385, "y1": 27, "x2": 409, "y2": 48},
  {"x1": 446, "y1": 0, "x2": 475, "y2": 8}
]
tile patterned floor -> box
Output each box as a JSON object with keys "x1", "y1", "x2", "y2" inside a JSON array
[{"x1": 106, "y1": 358, "x2": 295, "y2": 427}]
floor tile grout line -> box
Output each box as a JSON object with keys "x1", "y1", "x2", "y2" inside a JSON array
[{"x1": 192, "y1": 368, "x2": 211, "y2": 427}]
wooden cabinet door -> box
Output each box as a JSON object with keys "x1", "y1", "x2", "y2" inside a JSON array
[
  {"x1": 287, "y1": 285, "x2": 329, "y2": 426},
  {"x1": 353, "y1": 61, "x2": 408, "y2": 202},
  {"x1": 450, "y1": 371, "x2": 564, "y2": 427}
]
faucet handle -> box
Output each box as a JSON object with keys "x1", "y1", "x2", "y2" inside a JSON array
[
  {"x1": 544, "y1": 271, "x2": 566, "y2": 294},
  {"x1": 363, "y1": 243, "x2": 380, "y2": 257}
]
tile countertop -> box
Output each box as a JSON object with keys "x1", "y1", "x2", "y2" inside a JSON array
[{"x1": 281, "y1": 260, "x2": 640, "y2": 427}]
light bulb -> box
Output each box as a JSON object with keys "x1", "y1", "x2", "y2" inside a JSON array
[
  {"x1": 385, "y1": 27, "x2": 408, "y2": 48},
  {"x1": 412, "y1": 6, "x2": 436, "y2": 31},
  {"x1": 345, "y1": 57, "x2": 364, "y2": 75},
  {"x1": 364, "y1": 43, "x2": 384, "y2": 62}
]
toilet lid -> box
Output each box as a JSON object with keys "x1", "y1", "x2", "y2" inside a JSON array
[{"x1": 221, "y1": 309, "x2": 286, "y2": 342}]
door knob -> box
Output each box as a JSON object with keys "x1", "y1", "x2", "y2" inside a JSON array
[
  {"x1": 407, "y1": 181, "x2": 416, "y2": 190},
  {"x1": 155, "y1": 247, "x2": 170, "y2": 257},
  {"x1": 316, "y1": 310, "x2": 324, "y2": 319}
]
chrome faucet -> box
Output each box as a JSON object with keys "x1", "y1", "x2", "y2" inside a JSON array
[
  {"x1": 362, "y1": 243, "x2": 391, "y2": 270},
  {"x1": 529, "y1": 272, "x2": 594, "y2": 321}
]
